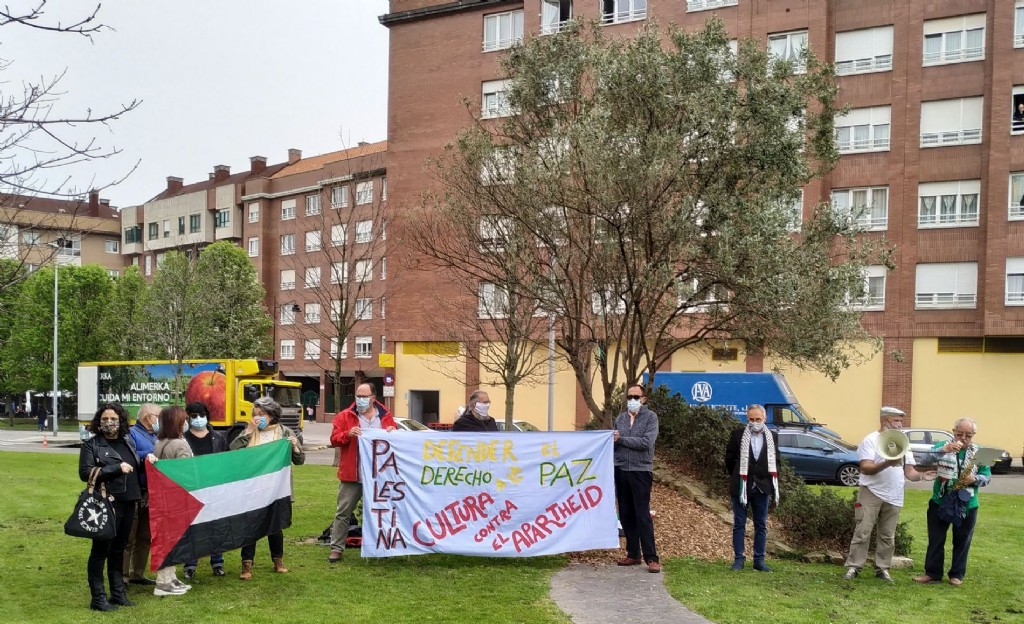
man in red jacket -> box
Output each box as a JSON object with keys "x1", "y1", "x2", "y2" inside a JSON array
[{"x1": 328, "y1": 383, "x2": 396, "y2": 562}]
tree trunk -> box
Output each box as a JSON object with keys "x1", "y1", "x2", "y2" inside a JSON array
[{"x1": 504, "y1": 381, "x2": 515, "y2": 429}]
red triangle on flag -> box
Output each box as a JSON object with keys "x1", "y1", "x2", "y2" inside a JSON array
[{"x1": 147, "y1": 460, "x2": 204, "y2": 571}]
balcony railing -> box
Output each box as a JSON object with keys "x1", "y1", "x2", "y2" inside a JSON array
[
  {"x1": 686, "y1": 0, "x2": 738, "y2": 12},
  {"x1": 835, "y1": 55, "x2": 893, "y2": 75},
  {"x1": 1009, "y1": 203, "x2": 1024, "y2": 220},
  {"x1": 918, "y1": 212, "x2": 979, "y2": 228},
  {"x1": 601, "y1": 7, "x2": 647, "y2": 25},
  {"x1": 920, "y1": 129, "x2": 982, "y2": 147},
  {"x1": 540, "y1": 20, "x2": 571, "y2": 35},
  {"x1": 837, "y1": 136, "x2": 890, "y2": 153},
  {"x1": 923, "y1": 46, "x2": 984, "y2": 65},
  {"x1": 915, "y1": 293, "x2": 977, "y2": 308}
]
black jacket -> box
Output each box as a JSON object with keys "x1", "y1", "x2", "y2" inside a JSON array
[
  {"x1": 452, "y1": 413, "x2": 498, "y2": 432},
  {"x1": 185, "y1": 428, "x2": 229, "y2": 455},
  {"x1": 78, "y1": 434, "x2": 139, "y2": 496},
  {"x1": 725, "y1": 427, "x2": 780, "y2": 499}
]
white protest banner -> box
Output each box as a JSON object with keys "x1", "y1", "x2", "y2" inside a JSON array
[{"x1": 357, "y1": 430, "x2": 618, "y2": 558}]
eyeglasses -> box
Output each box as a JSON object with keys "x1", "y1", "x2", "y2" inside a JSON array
[
  {"x1": 953, "y1": 430, "x2": 975, "y2": 438},
  {"x1": 355, "y1": 395, "x2": 373, "y2": 399},
  {"x1": 626, "y1": 395, "x2": 643, "y2": 400}
]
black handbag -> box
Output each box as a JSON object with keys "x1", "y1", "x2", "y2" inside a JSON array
[{"x1": 64, "y1": 467, "x2": 116, "y2": 540}]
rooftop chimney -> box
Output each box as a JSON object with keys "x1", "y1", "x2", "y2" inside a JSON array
[
  {"x1": 288, "y1": 148, "x2": 302, "y2": 165},
  {"x1": 88, "y1": 190, "x2": 100, "y2": 216},
  {"x1": 250, "y1": 155, "x2": 267, "y2": 174},
  {"x1": 358, "y1": 141, "x2": 369, "y2": 147},
  {"x1": 213, "y1": 164, "x2": 231, "y2": 182},
  {"x1": 167, "y1": 176, "x2": 184, "y2": 192}
]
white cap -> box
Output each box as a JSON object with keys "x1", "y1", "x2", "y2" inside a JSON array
[{"x1": 880, "y1": 406, "x2": 905, "y2": 418}]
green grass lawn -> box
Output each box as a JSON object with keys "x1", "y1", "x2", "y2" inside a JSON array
[{"x1": 663, "y1": 488, "x2": 1024, "y2": 624}]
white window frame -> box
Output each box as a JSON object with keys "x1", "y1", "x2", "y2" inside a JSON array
[
  {"x1": 331, "y1": 262, "x2": 348, "y2": 284},
  {"x1": 832, "y1": 186, "x2": 889, "y2": 231},
  {"x1": 918, "y1": 180, "x2": 980, "y2": 228},
  {"x1": 355, "y1": 220, "x2": 373, "y2": 244},
  {"x1": 479, "y1": 215, "x2": 513, "y2": 252},
  {"x1": 835, "y1": 106, "x2": 891, "y2": 153},
  {"x1": 1012, "y1": 86, "x2": 1024, "y2": 135},
  {"x1": 355, "y1": 336, "x2": 373, "y2": 359},
  {"x1": 851, "y1": 265, "x2": 886, "y2": 310},
  {"x1": 248, "y1": 202, "x2": 259, "y2": 223},
  {"x1": 331, "y1": 337, "x2": 348, "y2": 358},
  {"x1": 784, "y1": 191, "x2": 803, "y2": 233},
  {"x1": 380, "y1": 257, "x2": 387, "y2": 280},
  {"x1": 305, "y1": 194, "x2": 321, "y2": 216},
  {"x1": 280, "y1": 339, "x2": 295, "y2": 360},
  {"x1": 915, "y1": 262, "x2": 977, "y2": 309},
  {"x1": 381, "y1": 177, "x2": 387, "y2": 201},
  {"x1": 331, "y1": 185, "x2": 349, "y2": 209},
  {"x1": 1006, "y1": 257, "x2": 1024, "y2": 305},
  {"x1": 104, "y1": 239, "x2": 119, "y2": 253},
  {"x1": 305, "y1": 303, "x2": 321, "y2": 324},
  {"x1": 1009, "y1": 172, "x2": 1024, "y2": 220},
  {"x1": 355, "y1": 259, "x2": 373, "y2": 282},
  {"x1": 920, "y1": 97, "x2": 983, "y2": 147},
  {"x1": 482, "y1": 9, "x2": 524, "y2": 52},
  {"x1": 280, "y1": 234, "x2": 295, "y2": 256},
  {"x1": 331, "y1": 224, "x2": 348, "y2": 247},
  {"x1": 247, "y1": 237, "x2": 259, "y2": 257},
  {"x1": 281, "y1": 199, "x2": 296, "y2": 221},
  {"x1": 280, "y1": 269, "x2": 295, "y2": 291},
  {"x1": 768, "y1": 30, "x2": 808, "y2": 73},
  {"x1": 304, "y1": 339, "x2": 321, "y2": 360},
  {"x1": 478, "y1": 282, "x2": 510, "y2": 319},
  {"x1": 304, "y1": 266, "x2": 321, "y2": 288},
  {"x1": 591, "y1": 288, "x2": 627, "y2": 315},
  {"x1": 687, "y1": 0, "x2": 737, "y2": 13},
  {"x1": 541, "y1": 0, "x2": 573, "y2": 35},
  {"x1": 1016, "y1": 1, "x2": 1024, "y2": 48},
  {"x1": 305, "y1": 230, "x2": 322, "y2": 252},
  {"x1": 835, "y1": 26, "x2": 894, "y2": 75},
  {"x1": 330, "y1": 299, "x2": 343, "y2": 322},
  {"x1": 144, "y1": 255, "x2": 152, "y2": 276},
  {"x1": 280, "y1": 306, "x2": 297, "y2": 325},
  {"x1": 380, "y1": 296, "x2": 386, "y2": 319},
  {"x1": 601, "y1": 0, "x2": 647, "y2": 25},
  {"x1": 481, "y1": 80, "x2": 512, "y2": 119},
  {"x1": 356, "y1": 181, "x2": 373, "y2": 205},
  {"x1": 355, "y1": 297, "x2": 373, "y2": 320},
  {"x1": 923, "y1": 14, "x2": 985, "y2": 66}
]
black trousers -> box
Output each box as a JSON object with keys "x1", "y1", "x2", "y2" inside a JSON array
[
  {"x1": 87, "y1": 500, "x2": 135, "y2": 595},
  {"x1": 241, "y1": 532, "x2": 284, "y2": 561},
  {"x1": 924, "y1": 499, "x2": 978, "y2": 581},
  {"x1": 614, "y1": 468, "x2": 658, "y2": 563}
]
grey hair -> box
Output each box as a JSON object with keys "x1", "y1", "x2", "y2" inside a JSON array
[
  {"x1": 253, "y1": 397, "x2": 283, "y2": 424},
  {"x1": 747, "y1": 404, "x2": 766, "y2": 417},
  {"x1": 953, "y1": 417, "x2": 977, "y2": 432},
  {"x1": 138, "y1": 402, "x2": 161, "y2": 419},
  {"x1": 467, "y1": 389, "x2": 486, "y2": 409}
]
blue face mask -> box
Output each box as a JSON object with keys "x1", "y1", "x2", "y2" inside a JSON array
[
  {"x1": 190, "y1": 416, "x2": 207, "y2": 430},
  {"x1": 150, "y1": 418, "x2": 159, "y2": 434},
  {"x1": 355, "y1": 397, "x2": 371, "y2": 412},
  {"x1": 626, "y1": 398, "x2": 642, "y2": 413},
  {"x1": 256, "y1": 416, "x2": 268, "y2": 430}
]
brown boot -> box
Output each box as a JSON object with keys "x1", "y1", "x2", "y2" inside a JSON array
[
  {"x1": 239, "y1": 560, "x2": 253, "y2": 581},
  {"x1": 272, "y1": 557, "x2": 289, "y2": 573}
]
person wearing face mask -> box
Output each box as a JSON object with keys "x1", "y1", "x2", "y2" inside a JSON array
[
  {"x1": 182, "y1": 402, "x2": 229, "y2": 580},
  {"x1": 612, "y1": 385, "x2": 660, "y2": 573},
  {"x1": 328, "y1": 383, "x2": 396, "y2": 563},
  {"x1": 151, "y1": 406, "x2": 194, "y2": 596},
  {"x1": 452, "y1": 389, "x2": 498, "y2": 432},
  {"x1": 725, "y1": 404, "x2": 779, "y2": 572},
  {"x1": 78, "y1": 403, "x2": 142, "y2": 611},
  {"x1": 123, "y1": 403, "x2": 161, "y2": 587},
  {"x1": 844, "y1": 406, "x2": 934, "y2": 583}
]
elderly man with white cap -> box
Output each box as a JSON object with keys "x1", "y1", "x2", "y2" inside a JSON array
[{"x1": 843, "y1": 406, "x2": 935, "y2": 583}]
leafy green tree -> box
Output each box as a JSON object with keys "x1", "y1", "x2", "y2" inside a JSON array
[
  {"x1": 192, "y1": 241, "x2": 273, "y2": 358},
  {"x1": 99, "y1": 265, "x2": 150, "y2": 360},
  {"x1": 417, "y1": 18, "x2": 889, "y2": 426}
]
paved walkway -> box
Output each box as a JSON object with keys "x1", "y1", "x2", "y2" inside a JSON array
[{"x1": 551, "y1": 563, "x2": 714, "y2": 624}]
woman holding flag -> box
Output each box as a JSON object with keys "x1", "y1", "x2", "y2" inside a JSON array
[{"x1": 152, "y1": 406, "x2": 194, "y2": 597}]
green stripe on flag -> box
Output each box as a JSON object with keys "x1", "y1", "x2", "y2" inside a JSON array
[{"x1": 155, "y1": 438, "x2": 291, "y2": 491}]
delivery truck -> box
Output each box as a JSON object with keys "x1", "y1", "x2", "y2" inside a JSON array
[
  {"x1": 77, "y1": 359, "x2": 304, "y2": 437},
  {"x1": 647, "y1": 371, "x2": 840, "y2": 438}
]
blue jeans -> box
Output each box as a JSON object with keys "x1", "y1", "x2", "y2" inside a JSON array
[
  {"x1": 184, "y1": 553, "x2": 224, "y2": 571},
  {"x1": 731, "y1": 488, "x2": 770, "y2": 562},
  {"x1": 924, "y1": 499, "x2": 978, "y2": 580}
]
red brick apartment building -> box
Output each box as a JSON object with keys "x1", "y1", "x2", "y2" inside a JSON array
[{"x1": 379, "y1": 0, "x2": 1024, "y2": 429}]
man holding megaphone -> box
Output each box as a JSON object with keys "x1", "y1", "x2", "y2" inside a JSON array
[{"x1": 843, "y1": 406, "x2": 935, "y2": 583}]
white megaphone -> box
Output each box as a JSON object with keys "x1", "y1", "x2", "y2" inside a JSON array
[{"x1": 877, "y1": 430, "x2": 909, "y2": 461}]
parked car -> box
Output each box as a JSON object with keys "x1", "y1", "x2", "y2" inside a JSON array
[
  {"x1": 903, "y1": 428, "x2": 1012, "y2": 474},
  {"x1": 777, "y1": 429, "x2": 861, "y2": 486},
  {"x1": 394, "y1": 417, "x2": 431, "y2": 432},
  {"x1": 493, "y1": 420, "x2": 542, "y2": 432}
]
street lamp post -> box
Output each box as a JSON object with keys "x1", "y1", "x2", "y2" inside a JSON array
[
  {"x1": 48, "y1": 238, "x2": 65, "y2": 437},
  {"x1": 272, "y1": 302, "x2": 302, "y2": 358},
  {"x1": 547, "y1": 311, "x2": 555, "y2": 432}
]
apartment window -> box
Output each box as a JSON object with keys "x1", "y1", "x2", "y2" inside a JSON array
[
  {"x1": 215, "y1": 209, "x2": 230, "y2": 228},
  {"x1": 355, "y1": 336, "x2": 373, "y2": 359},
  {"x1": 305, "y1": 303, "x2": 321, "y2": 324},
  {"x1": 478, "y1": 282, "x2": 509, "y2": 318},
  {"x1": 280, "y1": 305, "x2": 297, "y2": 325},
  {"x1": 915, "y1": 262, "x2": 977, "y2": 309},
  {"x1": 190, "y1": 214, "x2": 201, "y2": 233},
  {"x1": 331, "y1": 185, "x2": 349, "y2": 209},
  {"x1": 123, "y1": 226, "x2": 140, "y2": 244},
  {"x1": 1017, "y1": 2, "x2": 1024, "y2": 48},
  {"x1": 148, "y1": 222, "x2": 158, "y2": 240},
  {"x1": 852, "y1": 265, "x2": 886, "y2": 310},
  {"x1": 923, "y1": 14, "x2": 985, "y2": 65},
  {"x1": 380, "y1": 297, "x2": 386, "y2": 319},
  {"x1": 918, "y1": 180, "x2": 980, "y2": 228},
  {"x1": 248, "y1": 203, "x2": 259, "y2": 223},
  {"x1": 541, "y1": 0, "x2": 572, "y2": 34},
  {"x1": 330, "y1": 299, "x2": 343, "y2": 322},
  {"x1": 144, "y1": 255, "x2": 152, "y2": 276},
  {"x1": 57, "y1": 237, "x2": 81, "y2": 257},
  {"x1": 280, "y1": 340, "x2": 295, "y2": 360},
  {"x1": 107, "y1": 269, "x2": 119, "y2": 278},
  {"x1": 163, "y1": 220, "x2": 170, "y2": 238},
  {"x1": 305, "y1": 266, "x2": 321, "y2": 288},
  {"x1": 355, "y1": 259, "x2": 372, "y2": 282},
  {"x1": 305, "y1": 194, "x2": 321, "y2": 216},
  {"x1": 835, "y1": 106, "x2": 890, "y2": 153},
  {"x1": 331, "y1": 262, "x2": 348, "y2": 284},
  {"x1": 381, "y1": 177, "x2": 387, "y2": 201},
  {"x1": 331, "y1": 337, "x2": 348, "y2": 358},
  {"x1": 832, "y1": 187, "x2": 889, "y2": 230},
  {"x1": 280, "y1": 269, "x2": 295, "y2": 291},
  {"x1": 479, "y1": 215, "x2": 513, "y2": 251},
  {"x1": 1006, "y1": 258, "x2": 1024, "y2": 305},
  {"x1": 305, "y1": 230, "x2": 322, "y2": 252},
  {"x1": 482, "y1": 80, "x2": 512, "y2": 119},
  {"x1": 920, "y1": 97, "x2": 983, "y2": 147},
  {"x1": 355, "y1": 298, "x2": 373, "y2": 320},
  {"x1": 480, "y1": 148, "x2": 516, "y2": 186},
  {"x1": 21, "y1": 231, "x2": 38, "y2": 245},
  {"x1": 280, "y1": 234, "x2": 295, "y2": 255},
  {"x1": 482, "y1": 9, "x2": 523, "y2": 52},
  {"x1": 104, "y1": 240, "x2": 119, "y2": 253},
  {"x1": 381, "y1": 335, "x2": 387, "y2": 353},
  {"x1": 177, "y1": 216, "x2": 185, "y2": 235},
  {"x1": 768, "y1": 30, "x2": 808, "y2": 73},
  {"x1": 687, "y1": 0, "x2": 736, "y2": 12},
  {"x1": 380, "y1": 257, "x2": 387, "y2": 280},
  {"x1": 1012, "y1": 86, "x2": 1024, "y2": 134},
  {"x1": 1009, "y1": 173, "x2": 1024, "y2": 220},
  {"x1": 592, "y1": 288, "x2": 627, "y2": 314},
  {"x1": 355, "y1": 220, "x2": 373, "y2": 244},
  {"x1": 304, "y1": 339, "x2": 321, "y2": 360},
  {"x1": 381, "y1": 219, "x2": 387, "y2": 241},
  {"x1": 355, "y1": 181, "x2": 374, "y2": 205},
  {"x1": 156, "y1": 252, "x2": 166, "y2": 267},
  {"x1": 247, "y1": 237, "x2": 259, "y2": 257},
  {"x1": 331, "y1": 224, "x2": 348, "y2": 247},
  {"x1": 281, "y1": 199, "x2": 296, "y2": 220},
  {"x1": 835, "y1": 26, "x2": 893, "y2": 75},
  {"x1": 601, "y1": 0, "x2": 647, "y2": 25}
]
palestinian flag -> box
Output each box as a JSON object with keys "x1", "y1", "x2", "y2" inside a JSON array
[{"x1": 147, "y1": 439, "x2": 293, "y2": 571}]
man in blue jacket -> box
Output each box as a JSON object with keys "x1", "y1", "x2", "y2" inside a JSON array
[{"x1": 123, "y1": 403, "x2": 160, "y2": 585}]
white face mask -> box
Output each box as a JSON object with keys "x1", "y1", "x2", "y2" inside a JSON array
[
  {"x1": 473, "y1": 403, "x2": 490, "y2": 418},
  {"x1": 626, "y1": 398, "x2": 642, "y2": 413},
  {"x1": 748, "y1": 421, "x2": 765, "y2": 434},
  {"x1": 355, "y1": 397, "x2": 371, "y2": 412}
]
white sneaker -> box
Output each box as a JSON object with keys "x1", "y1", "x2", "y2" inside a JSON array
[
  {"x1": 170, "y1": 578, "x2": 192, "y2": 591},
  {"x1": 154, "y1": 582, "x2": 187, "y2": 596}
]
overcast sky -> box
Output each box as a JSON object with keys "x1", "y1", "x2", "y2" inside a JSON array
[{"x1": 5, "y1": 0, "x2": 390, "y2": 207}]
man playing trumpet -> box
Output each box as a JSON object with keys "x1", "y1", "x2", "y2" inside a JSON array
[
  {"x1": 843, "y1": 407, "x2": 935, "y2": 583},
  {"x1": 913, "y1": 418, "x2": 991, "y2": 587}
]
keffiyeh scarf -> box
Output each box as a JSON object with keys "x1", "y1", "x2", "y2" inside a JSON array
[{"x1": 739, "y1": 427, "x2": 778, "y2": 506}]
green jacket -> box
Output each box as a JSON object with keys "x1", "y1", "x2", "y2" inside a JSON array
[{"x1": 928, "y1": 442, "x2": 991, "y2": 511}]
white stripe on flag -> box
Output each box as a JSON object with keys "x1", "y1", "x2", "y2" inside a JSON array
[{"x1": 191, "y1": 465, "x2": 292, "y2": 524}]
